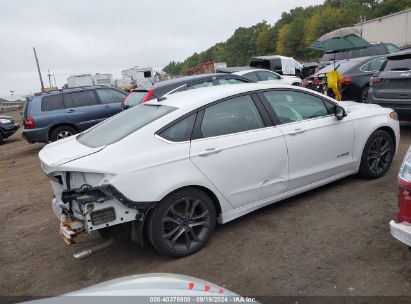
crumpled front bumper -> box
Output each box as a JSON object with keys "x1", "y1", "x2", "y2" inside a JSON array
[{"x1": 390, "y1": 220, "x2": 411, "y2": 247}]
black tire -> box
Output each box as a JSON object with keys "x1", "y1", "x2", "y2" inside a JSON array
[
  {"x1": 148, "y1": 189, "x2": 216, "y2": 258},
  {"x1": 359, "y1": 130, "x2": 394, "y2": 179},
  {"x1": 0, "y1": 132, "x2": 3, "y2": 144},
  {"x1": 49, "y1": 125, "x2": 77, "y2": 142},
  {"x1": 359, "y1": 86, "x2": 369, "y2": 103}
]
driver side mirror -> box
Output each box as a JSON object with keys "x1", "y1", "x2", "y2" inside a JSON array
[{"x1": 335, "y1": 106, "x2": 347, "y2": 120}]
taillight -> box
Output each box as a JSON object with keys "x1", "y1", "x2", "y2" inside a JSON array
[
  {"x1": 24, "y1": 117, "x2": 35, "y2": 129},
  {"x1": 398, "y1": 147, "x2": 411, "y2": 222},
  {"x1": 342, "y1": 77, "x2": 353, "y2": 85},
  {"x1": 370, "y1": 77, "x2": 383, "y2": 86},
  {"x1": 302, "y1": 79, "x2": 309, "y2": 87},
  {"x1": 143, "y1": 88, "x2": 156, "y2": 103},
  {"x1": 312, "y1": 78, "x2": 321, "y2": 86}
]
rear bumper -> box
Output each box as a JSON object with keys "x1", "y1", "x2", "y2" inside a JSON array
[
  {"x1": 22, "y1": 127, "x2": 49, "y2": 143},
  {"x1": 390, "y1": 220, "x2": 411, "y2": 247}
]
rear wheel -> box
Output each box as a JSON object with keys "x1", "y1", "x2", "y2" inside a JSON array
[
  {"x1": 0, "y1": 132, "x2": 3, "y2": 144},
  {"x1": 50, "y1": 125, "x2": 77, "y2": 142},
  {"x1": 360, "y1": 86, "x2": 369, "y2": 103},
  {"x1": 359, "y1": 130, "x2": 394, "y2": 179},
  {"x1": 148, "y1": 189, "x2": 216, "y2": 258}
]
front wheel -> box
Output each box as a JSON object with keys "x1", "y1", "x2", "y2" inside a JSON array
[
  {"x1": 148, "y1": 189, "x2": 216, "y2": 258},
  {"x1": 359, "y1": 130, "x2": 394, "y2": 179}
]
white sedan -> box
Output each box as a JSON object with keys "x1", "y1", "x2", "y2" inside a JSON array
[
  {"x1": 39, "y1": 83, "x2": 399, "y2": 258},
  {"x1": 234, "y1": 68, "x2": 302, "y2": 86}
]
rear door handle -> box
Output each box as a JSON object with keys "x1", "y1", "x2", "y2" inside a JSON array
[
  {"x1": 67, "y1": 109, "x2": 75, "y2": 113},
  {"x1": 104, "y1": 104, "x2": 111, "y2": 108},
  {"x1": 288, "y1": 128, "x2": 305, "y2": 135},
  {"x1": 198, "y1": 148, "x2": 223, "y2": 156}
]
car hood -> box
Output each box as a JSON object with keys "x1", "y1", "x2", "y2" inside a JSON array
[
  {"x1": 38, "y1": 135, "x2": 104, "y2": 173},
  {"x1": 20, "y1": 273, "x2": 238, "y2": 302},
  {"x1": 339, "y1": 100, "x2": 383, "y2": 112}
]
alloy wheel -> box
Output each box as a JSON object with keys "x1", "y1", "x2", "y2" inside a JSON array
[
  {"x1": 367, "y1": 136, "x2": 392, "y2": 175},
  {"x1": 57, "y1": 130, "x2": 73, "y2": 140},
  {"x1": 160, "y1": 197, "x2": 210, "y2": 253}
]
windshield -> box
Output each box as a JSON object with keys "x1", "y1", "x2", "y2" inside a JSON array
[{"x1": 77, "y1": 104, "x2": 176, "y2": 148}]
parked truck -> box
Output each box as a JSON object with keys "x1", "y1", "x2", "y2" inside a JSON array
[
  {"x1": 94, "y1": 73, "x2": 113, "y2": 86},
  {"x1": 67, "y1": 74, "x2": 94, "y2": 88}
]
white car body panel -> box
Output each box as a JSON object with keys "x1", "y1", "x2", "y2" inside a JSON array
[{"x1": 38, "y1": 83, "x2": 400, "y2": 234}]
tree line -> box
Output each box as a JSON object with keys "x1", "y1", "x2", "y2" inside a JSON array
[{"x1": 163, "y1": 0, "x2": 411, "y2": 75}]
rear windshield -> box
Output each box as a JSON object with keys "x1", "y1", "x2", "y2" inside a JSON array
[
  {"x1": 384, "y1": 57, "x2": 411, "y2": 71},
  {"x1": 250, "y1": 58, "x2": 271, "y2": 69},
  {"x1": 77, "y1": 104, "x2": 176, "y2": 148},
  {"x1": 317, "y1": 61, "x2": 358, "y2": 75},
  {"x1": 124, "y1": 91, "x2": 147, "y2": 108}
]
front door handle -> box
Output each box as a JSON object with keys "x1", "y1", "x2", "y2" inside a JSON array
[
  {"x1": 67, "y1": 109, "x2": 75, "y2": 113},
  {"x1": 198, "y1": 148, "x2": 223, "y2": 157},
  {"x1": 104, "y1": 104, "x2": 111, "y2": 108},
  {"x1": 288, "y1": 128, "x2": 305, "y2": 135}
]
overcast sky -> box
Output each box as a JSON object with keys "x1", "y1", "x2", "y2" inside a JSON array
[{"x1": 0, "y1": 0, "x2": 324, "y2": 99}]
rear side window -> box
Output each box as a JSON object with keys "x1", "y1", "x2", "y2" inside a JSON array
[
  {"x1": 200, "y1": 95, "x2": 264, "y2": 138},
  {"x1": 96, "y1": 89, "x2": 126, "y2": 104},
  {"x1": 124, "y1": 91, "x2": 147, "y2": 108},
  {"x1": 159, "y1": 113, "x2": 196, "y2": 142},
  {"x1": 78, "y1": 104, "x2": 176, "y2": 148},
  {"x1": 41, "y1": 94, "x2": 64, "y2": 112},
  {"x1": 64, "y1": 91, "x2": 98, "y2": 108},
  {"x1": 361, "y1": 58, "x2": 386, "y2": 72}
]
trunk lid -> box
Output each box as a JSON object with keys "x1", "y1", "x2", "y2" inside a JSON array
[{"x1": 38, "y1": 135, "x2": 104, "y2": 173}]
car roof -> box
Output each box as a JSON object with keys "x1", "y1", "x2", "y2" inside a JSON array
[
  {"x1": 33, "y1": 85, "x2": 117, "y2": 97},
  {"x1": 145, "y1": 83, "x2": 316, "y2": 112}
]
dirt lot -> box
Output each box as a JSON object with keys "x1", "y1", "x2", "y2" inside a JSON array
[{"x1": 1, "y1": 109, "x2": 411, "y2": 298}]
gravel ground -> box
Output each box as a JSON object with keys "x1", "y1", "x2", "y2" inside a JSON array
[{"x1": 1, "y1": 110, "x2": 411, "y2": 298}]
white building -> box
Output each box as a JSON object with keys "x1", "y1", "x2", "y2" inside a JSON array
[{"x1": 356, "y1": 9, "x2": 411, "y2": 48}]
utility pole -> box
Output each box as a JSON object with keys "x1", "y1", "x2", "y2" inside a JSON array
[
  {"x1": 47, "y1": 69, "x2": 52, "y2": 88},
  {"x1": 33, "y1": 47, "x2": 45, "y2": 92},
  {"x1": 53, "y1": 73, "x2": 57, "y2": 87}
]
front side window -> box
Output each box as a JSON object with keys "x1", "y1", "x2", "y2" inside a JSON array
[
  {"x1": 200, "y1": 95, "x2": 264, "y2": 138},
  {"x1": 96, "y1": 89, "x2": 126, "y2": 104},
  {"x1": 263, "y1": 90, "x2": 329, "y2": 124},
  {"x1": 41, "y1": 94, "x2": 64, "y2": 112},
  {"x1": 159, "y1": 113, "x2": 196, "y2": 142},
  {"x1": 257, "y1": 71, "x2": 280, "y2": 81},
  {"x1": 78, "y1": 104, "x2": 176, "y2": 148},
  {"x1": 64, "y1": 91, "x2": 98, "y2": 108},
  {"x1": 216, "y1": 77, "x2": 248, "y2": 85},
  {"x1": 187, "y1": 81, "x2": 214, "y2": 90}
]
